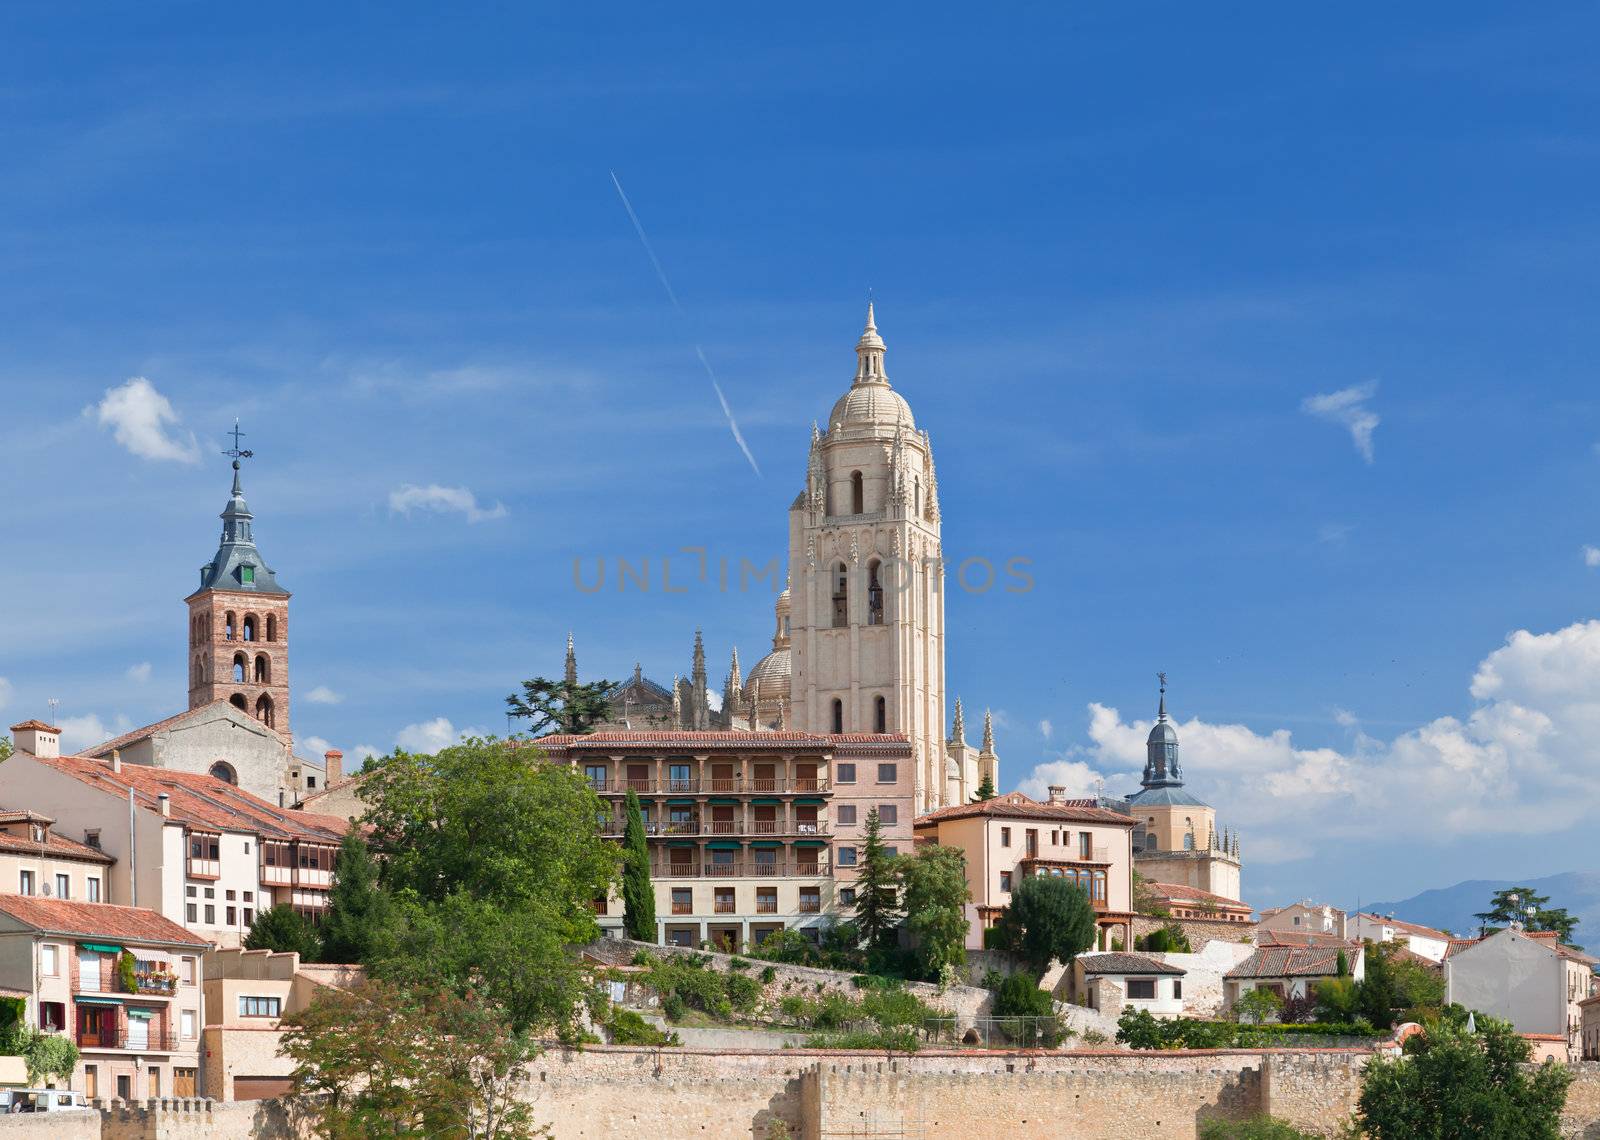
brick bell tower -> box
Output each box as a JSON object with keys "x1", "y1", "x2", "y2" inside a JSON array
[{"x1": 185, "y1": 424, "x2": 291, "y2": 736}]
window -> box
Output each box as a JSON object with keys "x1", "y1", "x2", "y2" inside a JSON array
[
  {"x1": 38, "y1": 1002, "x2": 65, "y2": 1032},
  {"x1": 242, "y1": 615, "x2": 257, "y2": 641},
  {"x1": 226, "y1": 906, "x2": 237, "y2": 925},
  {"x1": 1000, "y1": 871, "x2": 1012, "y2": 892},
  {"x1": 226, "y1": 890, "x2": 236, "y2": 901},
  {"x1": 243, "y1": 891, "x2": 253, "y2": 902},
  {"x1": 266, "y1": 614, "x2": 276, "y2": 641},
  {"x1": 836, "y1": 763, "x2": 856, "y2": 784},
  {"x1": 244, "y1": 908, "x2": 254, "y2": 926},
  {"x1": 831, "y1": 563, "x2": 849, "y2": 627},
  {"x1": 186, "y1": 903, "x2": 198, "y2": 922},
  {"x1": 181, "y1": 957, "x2": 196, "y2": 985},
  {"x1": 85, "y1": 829, "x2": 101, "y2": 850},
  {"x1": 836, "y1": 805, "x2": 857, "y2": 825},
  {"x1": 831, "y1": 699, "x2": 844, "y2": 734},
  {"x1": 41, "y1": 945, "x2": 58, "y2": 976},
  {"x1": 204, "y1": 905, "x2": 215, "y2": 924},
  {"x1": 190, "y1": 835, "x2": 221, "y2": 861},
  {"x1": 86, "y1": 877, "x2": 101, "y2": 902},
  {"x1": 799, "y1": 887, "x2": 821, "y2": 913},
  {"x1": 878, "y1": 805, "x2": 898, "y2": 825},
  {"x1": 204, "y1": 887, "x2": 215, "y2": 899},
  {"x1": 837, "y1": 846, "x2": 857, "y2": 867},
  {"x1": 1127, "y1": 979, "x2": 1156, "y2": 1001},
  {"x1": 583, "y1": 764, "x2": 607, "y2": 791},
  {"x1": 839, "y1": 887, "x2": 856, "y2": 906},
  {"x1": 1000, "y1": 827, "x2": 1011, "y2": 848},
  {"x1": 253, "y1": 654, "x2": 269, "y2": 683},
  {"x1": 867, "y1": 562, "x2": 884, "y2": 626},
  {"x1": 1080, "y1": 832, "x2": 1093, "y2": 860},
  {"x1": 241, "y1": 565, "x2": 255, "y2": 585},
  {"x1": 209, "y1": 761, "x2": 237, "y2": 784},
  {"x1": 874, "y1": 695, "x2": 886, "y2": 731},
  {"x1": 668, "y1": 763, "x2": 691, "y2": 791},
  {"x1": 239, "y1": 995, "x2": 282, "y2": 1017},
  {"x1": 714, "y1": 888, "x2": 736, "y2": 914},
  {"x1": 876, "y1": 763, "x2": 897, "y2": 783},
  {"x1": 18, "y1": 870, "x2": 33, "y2": 895},
  {"x1": 850, "y1": 470, "x2": 864, "y2": 514},
  {"x1": 756, "y1": 887, "x2": 777, "y2": 914},
  {"x1": 54, "y1": 874, "x2": 69, "y2": 899},
  {"x1": 116, "y1": 1076, "x2": 131, "y2": 1102},
  {"x1": 180, "y1": 1009, "x2": 197, "y2": 1039},
  {"x1": 884, "y1": 846, "x2": 898, "y2": 857},
  {"x1": 1173, "y1": 980, "x2": 1182, "y2": 1000},
  {"x1": 671, "y1": 888, "x2": 692, "y2": 915}
]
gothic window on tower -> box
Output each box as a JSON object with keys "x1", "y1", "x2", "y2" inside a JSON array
[
  {"x1": 230, "y1": 693, "x2": 247, "y2": 713},
  {"x1": 232, "y1": 654, "x2": 247, "y2": 683},
  {"x1": 850, "y1": 471, "x2": 864, "y2": 514},
  {"x1": 914, "y1": 476, "x2": 922, "y2": 515},
  {"x1": 253, "y1": 655, "x2": 270, "y2": 683},
  {"x1": 242, "y1": 615, "x2": 257, "y2": 642},
  {"x1": 831, "y1": 563, "x2": 849, "y2": 627},
  {"x1": 225, "y1": 612, "x2": 236, "y2": 641},
  {"x1": 874, "y1": 696, "x2": 887, "y2": 733},
  {"x1": 867, "y1": 560, "x2": 884, "y2": 625},
  {"x1": 255, "y1": 694, "x2": 274, "y2": 728},
  {"x1": 831, "y1": 699, "x2": 843, "y2": 734}
]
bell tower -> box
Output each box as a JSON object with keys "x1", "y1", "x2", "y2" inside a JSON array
[
  {"x1": 185, "y1": 424, "x2": 292, "y2": 736},
  {"x1": 789, "y1": 306, "x2": 948, "y2": 811}
]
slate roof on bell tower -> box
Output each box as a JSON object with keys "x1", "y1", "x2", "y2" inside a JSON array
[{"x1": 192, "y1": 459, "x2": 288, "y2": 597}]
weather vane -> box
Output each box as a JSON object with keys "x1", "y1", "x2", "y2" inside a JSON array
[
  {"x1": 1157, "y1": 670, "x2": 1167, "y2": 692},
  {"x1": 223, "y1": 419, "x2": 254, "y2": 462}
]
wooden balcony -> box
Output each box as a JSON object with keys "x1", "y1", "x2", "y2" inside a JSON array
[
  {"x1": 591, "y1": 777, "x2": 831, "y2": 796},
  {"x1": 651, "y1": 861, "x2": 832, "y2": 880},
  {"x1": 599, "y1": 816, "x2": 832, "y2": 839}
]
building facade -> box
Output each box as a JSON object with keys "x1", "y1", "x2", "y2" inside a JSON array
[
  {"x1": 536, "y1": 730, "x2": 915, "y2": 949},
  {"x1": 1347, "y1": 912, "x2": 1452, "y2": 963},
  {"x1": 1258, "y1": 902, "x2": 1348, "y2": 941},
  {"x1": 0, "y1": 803, "x2": 114, "y2": 904},
  {"x1": 0, "y1": 895, "x2": 208, "y2": 1100},
  {"x1": 912, "y1": 789, "x2": 1138, "y2": 952},
  {"x1": 1443, "y1": 928, "x2": 1599, "y2": 1061},
  {"x1": 1223, "y1": 944, "x2": 1366, "y2": 1013},
  {"x1": 1072, "y1": 952, "x2": 1187, "y2": 1019}
]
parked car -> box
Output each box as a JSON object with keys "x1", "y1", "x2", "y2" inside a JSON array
[{"x1": 0, "y1": 1088, "x2": 93, "y2": 1112}]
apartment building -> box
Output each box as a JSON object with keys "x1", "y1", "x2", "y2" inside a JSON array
[
  {"x1": 1223, "y1": 943, "x2": 1366, "y2": 1013},
  {"x1": 535, "y1": 731, "x2": 915, "y2": 949},
  {"x1": 0, "y1": 809, "x2": 115, "y2": 904},
  {"x1": 0, "y1": 895, "x2": 208, "y2": 1099},
  {"x1": 1444, "y1": 928, "x2": 1599, "y2": 1061},
  {"x1": 1347, "y1": 911, "x2": 1453, "y2": 963},
  {"x1": 5, "y1": 723, "x2": 349, "y2": 945},
  {"x1": 912, "y1": 788, "x2": 1138, "y2": 952},
  {"x1": 1257, "y1": 901, "x2": 1347, "y2": 940}
]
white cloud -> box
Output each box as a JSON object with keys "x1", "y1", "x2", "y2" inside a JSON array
[
  {"x1": 1333, "y1": 707, "x2": 1358, "y2": 728},
  {"x1": 1018, "y1": 758, "x2": 1104, "y2": 800},
  {"x1": 1020, "y1": 618, "x2": 1600, "y2": 861},
  {"x1": 1318, "y1": 522, "x2": 1355, "y2": 545},
  {"x1": 125, "y1": 662, "x2": 152, "y2": 683},
  {"x1": 0, "y1": 677, "x2": 11, "y2": 711},
  {"x1": 91, "y1": 377, "x2": 200, "y2": 463},
  {"x1": 301, "y1": 735, "x2": 333, "y2": 757},
  {"x1": 1583, "y1": 545, "x2": 1600, "y2": 568},
  {"x1": 1038, "y1": 718, "x2": 1054, "y2": 741},
  {"x1": 388, "y1": 483, "x2": 507, "y2": 524},
  {"x1": 1301, "y1": 381, "x2": 1379, "y2": 464},
  {"x1": 305, "y1": 685, "x2": 343, "y2": 705},
  {"x1": 353, "y1": 744, "x2": 380, "y2": 763},
  {"x1": 57, "y1": 713, "x2": 131, "y2": 752},
  {"x1": 393, "y1": 717, "x2": 485, "y2": 753}
]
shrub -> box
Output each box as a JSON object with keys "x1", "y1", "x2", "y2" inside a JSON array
[
  {"x1": 760, "y1": 966, "x2": 777, "y2": 984},
  {"x1": 804, "y1": 1028, "x2": 920, "y2": 1052},
  {"x1": 1080, "y1": 1029, "x2": 1108, "y2": 1045},
  {"x1": 1279, "y1": 992, "x2": 1319, "y2": 1024},
  {"x1": 1233, "y1": 987, "x2": 1284, "y2": 1025},
  {"x1": 661, "y1": 993, "x2": 686, "y2": 1021},
  {"x1": 607, "y1": 1008, "x2": 681, "y2": 1046},
  {"x1": 728, "y1": 957, "x2": 751, "y2": 971},
  {"x1": 725, "y1": 973, "x2": 763, "y2": 1014},
  {"x1": 1198, "y1": 1118, "x2": 1319, "y2": 1139}
]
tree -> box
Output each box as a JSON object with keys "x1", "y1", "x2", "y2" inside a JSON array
[
  {"x1": 280, "y1": 979, "x2": 547, "y2": 1140},
  {"x1": 1354, "y1": 941, "x2": 1444, "y2": 1030},
  {"x1": 246, "y1": 904, "x2": 319, "y2": 961},
  {"x1": 620, "y1": 789, "x2": 656, "y2": 942},
  {"x1": 1314, "y1": 977, "x2": 1361, "y2": 1023},
  {"x1": 896, "y1": 844, "x2": 970, "y2": 981},
  {"x1": 970, "y1": 772, "x2": 996, "y2": 802},
  {"x1": 1474, "y1": 887, "x2": 1581, "y2": 946},
  {"x1": 1137, "y1": 923, "x2": 1192, "y2": 953},
  {"x1": 1131, "y1": 869, "x2": 1170, "y2": 918},
  {"x1": 1233, "y1": 987, "x2": 1283, "y2": 1025},
  {"x1": 1336, "y1": 949, "x2": 1350, "y2": 977},
  {"x1": 853, "y1": 807, "x2": 903, "y2": 955},
  {"x1": 993, "y1": 875, "x2": 1097, "y2": 977},
  {"x1": 0, "y1": 999, "x2": 78, "y2": 1086},
  {"x1": 505, "y1": 676, "x2": 616, "y2": 736},
  {"x1": 1354, "y1": 1015, "x2": 1571, "y2": 1139},
  {"x1": 319, "y1": 824, "x2": 394, "y2": 966},
  {"x1": 0, "y1": 738, "x2": 11, "y2": 762},
  {"x1": 360, "y1": 737, "x2": 618, "y2": 1036}
]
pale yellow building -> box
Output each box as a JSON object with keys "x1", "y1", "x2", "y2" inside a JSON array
[{"x1": 0, "y1": 801, "x2": 114, "y2": 904}]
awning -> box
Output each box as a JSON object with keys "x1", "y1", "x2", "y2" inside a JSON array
[
  {"x1": 708, "y1": 798, "x2": 741, "y2": 805},
  {"x1": 75, "y1": 997, "x2": 120, "y2": 1006},
  {"x1": 666, "y1": 798, "x2": 696, "y2": 805},
  {"x1": 751, "y1": 840, "x2": 783, "y2": 848},
  {"x1": 795, "y1": 797, "x2": 826, "y2": 805},
  {"x1": 666, "y1": 840, "x2": 697, "y2": 847},
  {"x1": 126, "y1": 1009, "x2": 154, "y2": 1021},
  {"x1": 78, "y1": 943, "x2": 122, "y2": 954},
  {"x1": 707, "y1": 841, "x2": 742, "y2": 850},
  {"x1": 752, "y1": 798, "x2": 782, "y2": 805},
  {"x1": 793, "y1": 840, "x2": 827, "y2": 848}
]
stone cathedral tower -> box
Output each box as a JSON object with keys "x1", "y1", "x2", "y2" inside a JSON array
[
  {"x1": 789, "y1": 306, "x2": 949, "y2": 811},
  {"x1": 185, "y1": 448, "x2": 291, "y2": 736}
]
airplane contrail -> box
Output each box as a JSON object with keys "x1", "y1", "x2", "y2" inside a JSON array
[{"x1": 610, "y1": 170, "x2": 762, "y2": 478}]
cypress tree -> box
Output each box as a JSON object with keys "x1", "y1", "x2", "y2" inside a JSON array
[
  {"x1": 853, "y1": 807, "x2": 903, "y2": 953},
  {"x1": 621, "y1": 789, "x2": 657, "y2": 942},
  {"x1": 971, "y1": 772, "x2": 997, "y2": 802},
  {"x1": 319, "y1": 824, "x2": 392, "y2": 966}
]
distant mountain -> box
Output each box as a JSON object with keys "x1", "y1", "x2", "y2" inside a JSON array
[{"x1": 1357, "y1": 870, "x2": 1600, "y2": 948}]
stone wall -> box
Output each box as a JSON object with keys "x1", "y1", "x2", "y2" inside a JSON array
[
  {"x1": 1133, "y1": 915, "x2": 1257, "y2": 953},
  {"x1": 0, "y1": 1112, "x2": 99, "y2": 1140},
  {"x1": 98, "y1": 1099, "x2": 295, "y2": 1140},
  {"x1": 1258, "y1": 1053, "x2": 1367, "y2": 1137},
  {"x1": 1563, "y1": 1062, "x2": 1600, "y2": 1139}
]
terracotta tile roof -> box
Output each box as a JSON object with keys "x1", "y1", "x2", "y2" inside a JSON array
[
  {"x1": 1257, "y1": 930, "x2": 1359, "y2": 950},
  {"x1": 1443, "y1": 937, "x2": 1482, "y2": 960},
  {"x1": 83, "y1": 700, "x2": 239, "y2": 756},
  {"x1": 1144, "y1": 881, "x2": 1253, "y2": 911},
  {"x1": 0, "y1": 895, "x2": 207, "y2": 947},
  {"x1": 8, "y1": 720, "x2": 60, "y2": 733},
  {"x1": 29, "y1": 753, "x2": 348, "y2": 844},
  {"x1": 1080, "y1": 952, "x2": 1185, "y2": 976},
  {"x1": 1382, "y1": 945, "x2": 1442, "y2": 970},
  {"x1": 1353, "y1": 912, "x2": 1454, "y2": 942},
  {"x1": 0, "y1": 820, "x2": 115, "y2": 866},
  {"x1": 1520, "y1": 1033, "x2": 1567, "y2": 1042},
  {"x1": 532, "y1": 731, "x2": 912, "y2": 752},
  {"x1": 1227, "y1": 945, "x2": 1354, "y2": 980},
  {"x1": 914, "y1": 791, "x2": 1136, "y2": 829}
]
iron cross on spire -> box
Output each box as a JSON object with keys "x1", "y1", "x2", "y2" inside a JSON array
[{"x1": 223, "y1": 419, "x2": 254, "y2": 461}]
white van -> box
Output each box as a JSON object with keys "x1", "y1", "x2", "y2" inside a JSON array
[{"x1": 0, "y1": 1088, "x2": 93, "y2": 1113}]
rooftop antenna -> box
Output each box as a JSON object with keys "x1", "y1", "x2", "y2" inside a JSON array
[{"x1": 46, "y1": 698, "x2": 59, "y2": 724}]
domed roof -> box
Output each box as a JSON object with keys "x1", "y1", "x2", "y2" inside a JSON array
[
  {"x1": 746, "y1": 647, "x2": 791, "y2": 693},
  {"x1": 828, "y1": 384, "x2": 915, "y2": 432},
  {"x1": 1147, "y1": 719, "x2": 1179, "y2": 746}
]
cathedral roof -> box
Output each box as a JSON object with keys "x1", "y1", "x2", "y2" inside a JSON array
[
  {"x1": 190, "y1": 458, "x2": 288, "y2": 598},
  {"x1": 531, "y1": 731, "x2": 910, "y2": 752},
  {"x1": 914, "y1": 790, "x2": 1136, "y2": 829},
  {"x1": 1125, "y1": 785, "x2": 1209, "y2": 808},
  {"x1": 825, "y1": 304, "x2": 916, "y2": 432},
  {"x1": 746, "y1": 647, "x2": 791, "y2": 689}
]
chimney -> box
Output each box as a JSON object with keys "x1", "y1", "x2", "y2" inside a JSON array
[
  {"x1": 9, "y1": 720, "x2": 61, "y2": 759},
  {"x1": 157, "y1": 793, "x2": 170, "y2": 818},
  {"x1": 324, "y1": 749, "x2": 344, "y2": 786},
  {"x1": 110, "y1": 749, "x2": 122, "y2": 774},
  {"x1": 1047, "y1": 785, "x2": 1066, "y2": 804}
]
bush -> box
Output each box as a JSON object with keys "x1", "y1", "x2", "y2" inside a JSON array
[
  {"x1": 1233, "y1": 987, "x2": 1283, "y2": 1024},
  {"x1": 1198, "y1": 1118, "x2": 1319, "y2": 1139},
  {"x1": 1279, "y1": 992, "x2": 1319, "y2": 1024},
  {"x1": 661, "y1": 993, "x2": 686, "y2": 1021},
  {"x1": 728, "y1": 957, "x2": 750, "y2": 971},
  {"x1": 1137, "y1": 924, "x2": 1193, "y2": 953},
  {"x1": 760, "y1": 966, "x2": 776, "y2": 984},
  {"x1": 724, "y1": 973, "x2": 763, "y2": 1014},
  {"x1": 607, "y1": 1008, "x2": 681, "y2": 1046},
  {"x1": 804, "y1": 1028, "x2": 920, "y2": 1052}
]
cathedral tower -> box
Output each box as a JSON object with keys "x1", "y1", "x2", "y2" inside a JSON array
[
  {"x1": 185, "y1": 437, "x2": 291, "y2": 736},
  {"x1": 789, "y1": 306, "x2": 948, "y2": 811}
]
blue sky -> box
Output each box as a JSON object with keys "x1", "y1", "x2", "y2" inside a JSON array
[{"x1": 2, "y1": 3, "x2": 1598, "y2": 912}]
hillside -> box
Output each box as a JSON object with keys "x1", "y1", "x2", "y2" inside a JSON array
[{"x1": 1357, "y1": 870, "x2": 1600, "y2": 948}]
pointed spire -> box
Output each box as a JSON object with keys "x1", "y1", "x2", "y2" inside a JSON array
[
  {"x1": 981, "y1": 708, "x2": 995, "y2": 754},
  {"x1": 1157, "y1": 670, "x2": 1168, "y2": 721},
  {"x1": 729, "y1": 646, "x2": 742, "y2": 689},
  {"x1": 951, "y1": 697, "x2": 966, "y2": 745},
  {"x1": 853, "y1": 301, "x2": 888, "y2": 385},
  {"x1": 632, "y1": 662, "x2": 643, "y2": 685},
  {"x1": 564, "y1": 633, "x2": 578, "y2": 687},
  {"x1": 198, "y1": 434, "x2": 285, "y2": 595}
]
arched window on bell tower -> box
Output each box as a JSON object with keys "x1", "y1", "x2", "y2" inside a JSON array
[
  {"x1": 867, "y1": 560, "x2": 884, "y2": 625},
  {"x1": 255, "y1": 694, "x2": 274, "y2": 728},
  {"x1": 874, "y1": 695, "x2": 887, "y2": 733},
  {"x1": 253, "y1": 654, "x2": 270, "y2": 683},
  {"x1": 831, "y1": 699, "x2": 844, "y2": 734},
  {"x1": 232, "y1": 653, "x2": 247, "y2": 683},
  {"x1": 850, "y1": 470, "x2": 864, "y2": 514},
  {"x1": 831, "y1": 563, "x2": 849, "y2": 628}
]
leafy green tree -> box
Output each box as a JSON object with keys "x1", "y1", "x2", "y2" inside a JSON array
[
  {"x1": 319, "y1": 824, "x2": 394, "y2": 966},
  {"x1": 970, "y1": 772, "x2": 996, "y2": 802},
  {"x1": 1474, "y1": 887, "x2": 1581, "y2": 945},
  {"x1": 246, "y1": 904, "x2": 319, "y2": 961},
  {"x1": 1314, "y1": 977, "x2": 1361, "y2": 1023},
  {"x1": 1233, "y1": 987, "x2": 1283, "y2": 1025},
  {"x1": 0, "y1": 1000, "x2": 78, "y2": 1086},
  {"x1": 1355, "y1": 1015, "x2": 1571, "y2": 1139},
  {"x1": 1336, "y1": 949, "x2": 1350, "y2": 977},
  {"x1": 1199, "y1": 1119, "x2": 1320, "y2": 1140},
  {"x1": 281, "y1": 978, "x2": 546, "y2": 1140},
  {"x1": 1137, "y1": 923, "x2": 1192, "y2": 953},
  {"x1": 993, "y1": 875, "x2": 1097, "y2": 976},
  {"x1": 505, "y1": 676, "x2": 616, "y2": 736},
  {"x1": 0, "y1": 738, "x2": 11, "y2": 762},
  {"x1": 1131, "y1": 869, "x2": 1170, "y2": 918},
  {"x1": 620, "y1": 789, "x2": 656, "y2": 942},
  {"x1": 896, "y1": 844, "x2": 970, "y2": 981},
  {"x1": 360, "y1": 737, "x2": 618, "y2": 1036},
  {"x1": 853, "y1": 807, "x2": 903, "y2": 955}
]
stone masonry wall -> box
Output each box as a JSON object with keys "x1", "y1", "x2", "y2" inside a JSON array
[
  {"x1": 1258, "y1": 1053, "x2": 1368, "y2": 1138},
  {"x1": 1563, "y1": 1062, "x2": 1600, "y2": 1140},
  {"x1": 1133, "y1": 915, "x2": 1257, "y2": 953},
  {"x1": 0, "y1": 1111, "x2": 100, "y2": 1140}
]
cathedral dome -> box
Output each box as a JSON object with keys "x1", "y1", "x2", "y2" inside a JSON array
[
  {"x1": 1147, "y1": 719, "x2": 1179, "y2": 746},
  {"x1": 828, "y1": 384, "x2": 915, "y2": 432},
  {"x1": 746, "y1": 647, "x2": 791, "y2": 692}
]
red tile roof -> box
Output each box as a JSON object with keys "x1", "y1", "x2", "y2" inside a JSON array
[
  {"x1": 1443, "y1": 937, "x2": 1482, "y2": 960},
  {"x1": 29, "y1": 753, "x2": 348, "y2": 844},
  {"x1": 532, "y1": 731, "x2": 912, "y2": 751},
  {"x1": 914, "y1": 791, "x2": 1136, "y2": 829},
  {"x1": 0, "y1": 895, "x2": 207, "y2": 947},
  {"x1": 1080, "y1": 952, "x2": 1186, "y2": 976},
  {"x1": 1144, "y1": 881, "x2": 1253, "y2": 911},
  {"x1": 8, "y1": 720, "x2": 60, "y2": 733},
  {"x1": 0, "y1": 817, "x2": 115, "y2": 865},
  {"x1": 1227, "y1": 945, "x2": 1356, "y2": 980},
  {"x1": 1353, "y1": 913, "x2": 1454, "y2": 942},
  {"x1": 1258, "y1": 930, "x2": 1360, "y2": 950}
]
